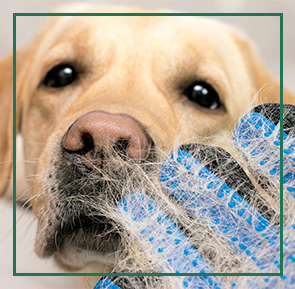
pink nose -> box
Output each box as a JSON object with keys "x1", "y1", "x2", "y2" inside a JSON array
[{"x1": 62, "y1": 111, "x2": 151, "y2": 163}]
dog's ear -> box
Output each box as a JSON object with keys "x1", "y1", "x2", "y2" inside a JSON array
[
  {"x1": 0, "y1": 49, "x2": 30, "y2": 196},
  {"x1": 231, "y1": 30, "x2": 294, "y2": 105}
]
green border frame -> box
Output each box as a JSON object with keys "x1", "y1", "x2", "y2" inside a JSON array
[{"x1": 13, "y1": 12, "x2": 284, "y2": 277}]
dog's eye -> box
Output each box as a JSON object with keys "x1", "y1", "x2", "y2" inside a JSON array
[
  {"x1": 184, "y1": 81, "x2": 221, "y2": 110},
  {"x1": 43, "y1": 65, "x2": 77, "y2": 88}
]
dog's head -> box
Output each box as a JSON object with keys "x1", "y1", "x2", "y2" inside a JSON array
[{"x1": 0, "y1": 5, "x2": 294, "y2": 272}]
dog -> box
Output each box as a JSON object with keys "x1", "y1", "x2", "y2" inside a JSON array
[{"x1": 0, "y1": 4, "x2": 294, "y2": 287}]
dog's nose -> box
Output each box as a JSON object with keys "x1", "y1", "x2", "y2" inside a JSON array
[{"x1": 62, "y1": 111, "x2": 151, "y2": 162}]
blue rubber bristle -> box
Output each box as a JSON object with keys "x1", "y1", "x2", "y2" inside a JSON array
[
  {"x1": 233, "y1": 112, "x2": 295, "y2": 197},
  {"x1": 94, "y1": 279, "x2": 122, "y2": 289},
  {"x1": 116, "y1": 193, "x2": 223, "y2": 289},
  {"x1": 160, "y1": 150, "x2": 280, "y2": 272}
]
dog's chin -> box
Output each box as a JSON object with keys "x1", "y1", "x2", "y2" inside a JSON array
[
  {"x1": 35, "y1": 215, "x2": 120, "y2": 271},
  {"x1": 54, "y1": 241, "x2": 117, "y2": 272}
]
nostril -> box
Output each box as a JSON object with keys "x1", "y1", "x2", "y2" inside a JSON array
[
  {"x1": 114, "y1": 138, "x2": 131, "y2": 156},
  {"x1": 63, "y1": 129, "x2": 95, "y2": 156},
  {"x1": 79, "y1": 132, "x2": 94, "y2": 155}
]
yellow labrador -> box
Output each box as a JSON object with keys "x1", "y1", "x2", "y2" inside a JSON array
[{"x1": 0, "y1": 4, "x2": 294, "y2": 280}]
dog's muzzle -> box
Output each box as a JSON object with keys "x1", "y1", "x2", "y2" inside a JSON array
[{"x1": 40, "y1": 111, "x2": 156, "y2": 259}]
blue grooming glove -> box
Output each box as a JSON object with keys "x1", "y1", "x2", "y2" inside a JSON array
[{"x1": 95, "y1": 104, "x2": 295, "y2": 289}]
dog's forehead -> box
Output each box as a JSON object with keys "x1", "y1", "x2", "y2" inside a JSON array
[
  {"x1": 36, "y1": 12, "x2": 238, "y2": 82},
  {"x1": 43, "y1": 11, "x2": 233, "y2": 53}
]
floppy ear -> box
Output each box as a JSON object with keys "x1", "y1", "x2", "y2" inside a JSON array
[
  {"x1": 0, "y1": 54, "x2": 15, "y2": 196},
  {"x1": 231, "y1": 30, "x2": 294, "y2": 105},
  {"x1": 0, "y1": 50, "x2": 29, "y2": 197}
]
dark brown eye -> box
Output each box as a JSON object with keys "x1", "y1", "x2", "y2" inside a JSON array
[
  {"x1": 43, "y1": 65, "x2": 77, "y2": 88},
  {"x1": 184, "y1": 81, "x2": 221, "y2": 110}
]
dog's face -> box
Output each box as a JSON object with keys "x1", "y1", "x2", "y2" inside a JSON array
[{"x1": 0, "y1": 5, "x2": 293, "y2": 273}]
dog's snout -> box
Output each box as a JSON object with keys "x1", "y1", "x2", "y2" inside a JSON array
[{"x1": 62, "y1": 111, "x2": 151, "y2": 162}]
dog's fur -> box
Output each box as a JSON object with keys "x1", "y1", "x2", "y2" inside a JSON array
[{"x1": 0, "y1": 4, "x2": 294, "y2": 286}]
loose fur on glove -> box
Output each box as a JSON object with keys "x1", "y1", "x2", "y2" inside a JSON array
[{"x1": 94, "y1": 104, "x2": 295, "y2": 289}]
